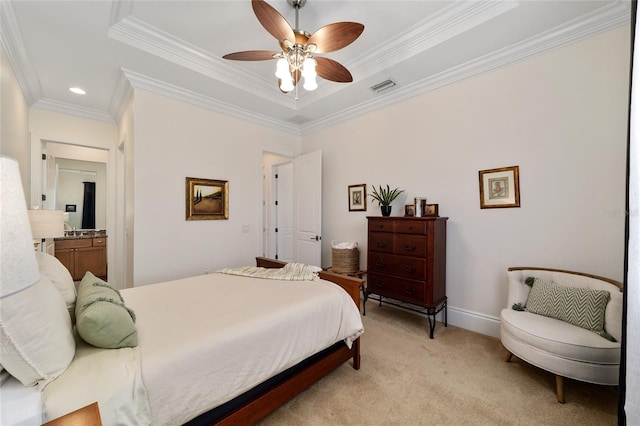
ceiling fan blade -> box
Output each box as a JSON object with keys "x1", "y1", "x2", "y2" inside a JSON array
[
  {"x1": 223, "y1": 50, "x2": 280, "y2": 61},
  {"x1": 315, "y1": 57, "x2": 353, "y2": 83},
  {"x1": 307, "y1": 22, "x2": 364, "y2": 54},
  {"x1": 252, "y1": 0, "x2": 295, "y2": 44}
]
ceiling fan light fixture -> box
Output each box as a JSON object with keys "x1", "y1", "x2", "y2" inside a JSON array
[
  {"x1": 275, "y1": 58, "x2": 290, "y2": 79},
  {"x1": 224, "y1": 0, "x2": 363, "y2": 96},
  {"x1": 279, "y1": 74, "x2": 295, "y2": 92},
  {"x1": 302, "y1": 57, "x2": 317, "y2": 91}
]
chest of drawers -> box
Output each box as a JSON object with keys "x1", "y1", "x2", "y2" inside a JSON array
[{"x1": 365, "y1": 216, "x2": 447, "y2": 338}]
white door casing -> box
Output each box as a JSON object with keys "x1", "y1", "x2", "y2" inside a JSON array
[{"x1": 293, "y1": 151, "x2": 322, "y2": 267}]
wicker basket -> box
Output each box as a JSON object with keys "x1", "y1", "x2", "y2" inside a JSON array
[{"x1": 331, "y1": 244, "x2": 360, "y2": 274}]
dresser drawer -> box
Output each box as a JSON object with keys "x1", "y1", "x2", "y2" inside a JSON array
[
  {"x1": 368, "y1": 232, "x2": 393, "y2": 253},
  {"x1": 366, "y1": 272, "x2": 425, "y2": 305},
  {"x1": 395, "y1": 220, "x2": 427, "y2": 235},
  {"x1": 368, "y1": 219, "x2": 394, "y2": 233},
  {"x1": 368, "y1": 253, "x2": 426, "y2": 281},
  {"x1": 394, "y1": 235, "x2": 426, "y2": 257}
]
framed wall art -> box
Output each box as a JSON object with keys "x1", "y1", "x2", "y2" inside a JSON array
[
  {"x1": 348, "y1": 184, "x2": 367, "y2": 211},
  {"x1": 186, "y1": 177, "x2": 229, "y2": 220},
  {"x1": 478, "y1": 166, "x2": 520, "y2": 209}
]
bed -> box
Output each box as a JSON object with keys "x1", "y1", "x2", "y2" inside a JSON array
[{"x1": 1, "y1": 255, "x2": 364, "y2": 425}]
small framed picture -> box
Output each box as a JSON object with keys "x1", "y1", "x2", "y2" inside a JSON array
[
  {"x1": 405, "y1": 204, "x2": 415, "y2": 217},
  {"x1": 348, "y1": 184, "x2": 367, "y2": 211},
  {"x1": 424, "y1": 204, "x2": 439, "y2": 217},
  {"x1": 186, "y1": 177, "x2": 229, "y2": 220},
  {"x1": 479, "y1": 166, "x2": 520, "y2": 209}
]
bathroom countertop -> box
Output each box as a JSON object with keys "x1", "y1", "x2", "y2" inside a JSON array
[{"x1": 54, "y1": 231, "x2": 107, "y2": 241}]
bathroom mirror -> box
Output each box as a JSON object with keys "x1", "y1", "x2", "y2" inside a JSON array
[{"x1": 42, "y1": 142, "x2": 108, "y2": 231}]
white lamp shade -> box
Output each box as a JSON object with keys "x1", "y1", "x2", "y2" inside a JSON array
[
  {"x1": 28, "y1": 209, "x2": 65, "y2": 239},
  {"x1": 1, "y1": 157, "x2": 40, "y2": 298}
]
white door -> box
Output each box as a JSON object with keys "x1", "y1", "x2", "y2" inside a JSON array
[
  {"x1": 275, "y1": 162, "x2": 294, "y2": 262},
  {"x1": 293, "y1": 151, "x2": 322, "y2": 267}
]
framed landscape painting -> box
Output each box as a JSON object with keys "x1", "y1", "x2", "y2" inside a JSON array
[{"x1": 186, "y1": 177, "x2": 229, "y2": 220}]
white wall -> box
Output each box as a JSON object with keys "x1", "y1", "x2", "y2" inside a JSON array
[
  {"x1": 303, "y1": 26, "x2": 630, "y2": 337},
  {"x1": 0, "y1": 45, "x2": 30, "y2": 197},
  {"x1": 131, "y1": 90, "x2": 300, "y2": 286}
]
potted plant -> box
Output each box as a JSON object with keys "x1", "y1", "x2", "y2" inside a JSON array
[{"x1": 370, "y1": 184, "x2": 404, "y2": 216}]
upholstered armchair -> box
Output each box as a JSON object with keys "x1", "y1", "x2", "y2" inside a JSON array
[{"x1": 500, "y1": 267, "x2": 623, "y2": 403}]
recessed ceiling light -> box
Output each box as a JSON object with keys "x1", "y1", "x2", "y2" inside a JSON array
[{"x1": 69, "y1": 87, "x2": 86, "y2": 95}]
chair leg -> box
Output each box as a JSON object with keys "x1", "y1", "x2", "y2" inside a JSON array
[
  {"x1": 504, "y1": 351, "x2": 513, "y2": 362},
  {"x1": 555, "y1": 375, "x2": 565, "y2": 403}
]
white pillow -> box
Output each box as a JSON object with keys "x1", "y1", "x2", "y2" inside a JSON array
[
  {"x1": 0, "y1": 276, "x2": 75, "y2": 388},
  {"x1": 36, "y1": 252, "x2": 76, "y2": 322}
]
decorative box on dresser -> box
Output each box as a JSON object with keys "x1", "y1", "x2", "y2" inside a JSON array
[{"x1": 365, "y1": 216, "x2": 448, "y2": 338}]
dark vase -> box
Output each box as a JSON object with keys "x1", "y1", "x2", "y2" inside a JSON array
[{"x1": 381, "y1": 205, "x2": 392, "y2": 216}]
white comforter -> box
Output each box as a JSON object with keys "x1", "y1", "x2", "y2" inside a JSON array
[{"x1": 123, "y1": 272, "x2": 363, "y2": 425}]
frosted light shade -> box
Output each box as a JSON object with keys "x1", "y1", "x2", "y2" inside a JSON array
[
  {"x1": 302, "y1": 58, "x2": 317, "y2": 91},
  {"x1": 275, "y1": 58, "x2": 290, "y2": 79},
  {"x1": 28, "y1": 209, "x2": 65, "y2": 239},
  {"x1": 1, "y1": 157, "x2": 40, "y2": 298},
  {"x1": 279, "y1": 75, "x2": 294, "y2": 92}
]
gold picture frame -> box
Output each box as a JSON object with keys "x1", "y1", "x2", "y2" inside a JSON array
[
  {"x1": 186, "y1": 177, "x2": 229, "y2": 220},
  {"x1": 479, "y1": 166, "x2": 520, "y2": 209},
  {"x1": 348, "y1": 184, "x2": 367, "y2": 211}
]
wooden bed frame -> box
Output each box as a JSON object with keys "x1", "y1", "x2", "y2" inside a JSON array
[{"x1": 207, "y1": 257, "x2": 363, "y2": 425}]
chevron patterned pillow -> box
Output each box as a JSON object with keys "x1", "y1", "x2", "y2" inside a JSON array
[{"x1": 525, "y1": 277, "x2": 614, "y2": 341}]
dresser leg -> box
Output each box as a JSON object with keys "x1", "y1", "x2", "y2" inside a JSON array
[
  {"x1": 427, "y1": 314, "x2": 436, "y2": 339},
  {"x1": 444, "y1": 301, "x2": 448, "y2": 327}
]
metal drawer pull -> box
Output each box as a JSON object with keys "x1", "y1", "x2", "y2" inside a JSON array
[
  {"x1": 375, "y1": 260, "x2": 386, "y2": 268},
  {"x1": 403, "y1": 265, "x2": 415, "y2": 273},
  {"x1": 403, "y1": 243, "x2": 416, "y2": 251},
  {"x1": 408, "y1": 225, "x2": 413, "y2": 230},
  {"x1": 376, "y1": 241, "x2": 387, "y2": 248},
  {"x1": 374, "y1": 281, "x2": 385, "y2": 288},
  {"x1": 403, "y1": 287, "x2": 416, "y2": 295}
]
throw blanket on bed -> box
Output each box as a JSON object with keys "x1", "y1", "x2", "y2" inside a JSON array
[{"x1": 217, "y1": 262, "x2": 322, "y2": 281}]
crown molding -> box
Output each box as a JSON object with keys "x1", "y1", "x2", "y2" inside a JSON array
[
  {"x1": 121, "y1": 68, "x2": 301, "y2": 135},
  {"x1": 32, "y1": 98, "x2": 115, "y2": 123},
  {"x1": 0, "y1": 0, "x2": 42, "y2": 104},
  {"x1": 4, "y1": 0, "x2": 629, "y2": 134},
  {"x1": 353, "y1": 1, "x2": 519, "y2": 76},
  {"x1": 108, "y1": 15, "x2": 296, "y2": 111},
  {"x1": 109, "y1": 70, "x2": 133, "y2": 122},
  {"x1": 301, "y1": 1, "x2": 631, "y2": 134}
]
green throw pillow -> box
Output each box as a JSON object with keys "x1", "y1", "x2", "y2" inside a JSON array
[
  {"x1": 525, "y1": 277, "x2": 614, "y2": 341},
  {"x1": 75, "y1": 272, "x2": 138, "y2": 348}
]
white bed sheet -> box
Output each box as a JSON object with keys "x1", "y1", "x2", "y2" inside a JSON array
[
  {"x1": 0, "y1": 375, "x2": 42, "y2": 425},
  {"x1": 42, "y1": 334, "x2": 151, "y2": 425},
  {"x1": 122, "y1": 272, "x2": 363, "y2": 426}
]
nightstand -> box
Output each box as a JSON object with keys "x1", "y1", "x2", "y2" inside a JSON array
[{"x1": 43, "y1": 402, "x2": 102, "y2": 426}]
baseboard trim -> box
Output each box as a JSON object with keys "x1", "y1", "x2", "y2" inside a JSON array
[
  {"x1": 365, "y1": 297, "x2": 501, "y2": 339},
  {"x1": 444, "y1": 306, "x2": 501, "y2": 339}
]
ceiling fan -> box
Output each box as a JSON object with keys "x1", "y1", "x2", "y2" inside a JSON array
[{"x1": 223, "y1": 0, "x2": 364, "y2": 93}]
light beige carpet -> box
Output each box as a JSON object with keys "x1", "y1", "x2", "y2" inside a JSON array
[{"x1": 259, "y1": 303, "x2": 617, "y2": 425}]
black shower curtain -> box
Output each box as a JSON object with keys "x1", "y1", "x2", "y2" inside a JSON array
[{"x1": 81, "y1": 181, "x2": 96, "y2": 229}]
